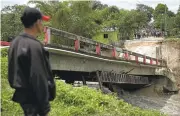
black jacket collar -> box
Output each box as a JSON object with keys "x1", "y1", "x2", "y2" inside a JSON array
[{"x1": 19, "y1": 32, "x2": 37, "y2": 40}]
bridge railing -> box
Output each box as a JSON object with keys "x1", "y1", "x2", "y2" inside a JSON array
[
  {"x1": 44, "y1": 26, "x2": 166, "y2": 67},
  {"x1": 0, "y1": 41, "x2": 10, "y2": 46}
]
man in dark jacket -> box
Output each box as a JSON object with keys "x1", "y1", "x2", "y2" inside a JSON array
[{"x1": 8, "y1": 7, "x2": 56, "y2": 116}]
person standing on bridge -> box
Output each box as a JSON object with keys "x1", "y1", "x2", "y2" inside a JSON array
[{"x1": 8, "y1": 7, "x2": 56, "y2": 116}]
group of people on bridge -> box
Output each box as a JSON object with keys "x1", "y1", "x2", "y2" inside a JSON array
[{"x1": 134, "y1": 29, "x2": 163, "y2": 39}]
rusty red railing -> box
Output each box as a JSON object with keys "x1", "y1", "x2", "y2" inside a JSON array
[
  {"x1": 43, "y1": 26, "x2": 166, "y2": 67},
  {"x1": 0, "y1": 27, "x2": 166, "y2": 67},
  {"x1": 0, "y1": 41, "x2": 10, "y2": 46}
]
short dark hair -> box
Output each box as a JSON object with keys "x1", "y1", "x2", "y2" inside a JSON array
[{"x1": 20, "y1": 7, "x2": 42, "y2": 28}]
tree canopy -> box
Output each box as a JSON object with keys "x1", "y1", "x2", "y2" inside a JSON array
[
  {"x1": 1, "y1": 5, "x2": 27, "y2": 41},
  {"x1": 1, "y1": 1, "x2": 180, "y2": 42}
]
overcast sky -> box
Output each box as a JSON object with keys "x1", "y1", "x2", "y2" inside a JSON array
[{"x1": 1, "y1": 0, "x2": 180, "y2": 13}]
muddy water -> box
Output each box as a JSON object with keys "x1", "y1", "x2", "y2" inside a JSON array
[
  {"x1": 160, "y1": 94, "x2": 180, "y2": 116},
  {"x1": 119, "y1": 91, "x2": 180, "y2": 116},
  {"x1": 117, "y1": 91, "x2": 179, "y2": 116}
]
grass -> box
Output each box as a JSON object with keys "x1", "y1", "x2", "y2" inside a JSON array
[
  {"x1": 163, "y1": 38, "x2": 180, "y2": 49},
  {"x1": 1, "y1": 48, "x2": 166, "y2": 116},
  {"x1": 164, "y1": 37, "x2": 180, "y2": 44}
]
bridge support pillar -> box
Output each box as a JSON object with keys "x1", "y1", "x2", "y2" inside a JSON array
[
  {"x1": 96, "y1": 71, "x2": 103, "y2": 91},
  {"x1": 82, "y1": 76, "x2": 87, "y2": 85}
]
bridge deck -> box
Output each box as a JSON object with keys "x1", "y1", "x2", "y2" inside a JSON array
[{"x1": 47, "y1": 47, "x2": 159, "y2": 75}]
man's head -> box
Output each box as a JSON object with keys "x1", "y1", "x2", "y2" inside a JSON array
[{"x1": 21, "y1": 7, "x2": 50, "y2": 35}]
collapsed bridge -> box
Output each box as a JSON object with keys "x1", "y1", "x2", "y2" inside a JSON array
[
  {"x1": 43, "y1": 27, "x2": 167, "y2": 90},
  {"x1": 1, "y1": 26, "x2": 168, "y2": 90}
]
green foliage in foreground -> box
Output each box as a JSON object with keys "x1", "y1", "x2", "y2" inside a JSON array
[
  {"x1": 1, "y1": 48, "x2": 8, "y2": 58},
  {"x1": 1, "y1": 54, "x2": 166, "y2": 116}
]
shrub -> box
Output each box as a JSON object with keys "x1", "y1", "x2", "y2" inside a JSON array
[
  {"x1": 1, "y1": 56, "x2": 23, "y2": 116},
  {"x1": 0, "y1": 48, "x2": 8, "y2": 57}
]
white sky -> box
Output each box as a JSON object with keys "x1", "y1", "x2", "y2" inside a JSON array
[{"x1": 1, "y1": 0, "x2": 180, "y2": 13}]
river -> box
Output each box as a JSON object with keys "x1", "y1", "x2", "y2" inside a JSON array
[{"x1": 118, "y1": 88, "x2": 180, "y2": 116}]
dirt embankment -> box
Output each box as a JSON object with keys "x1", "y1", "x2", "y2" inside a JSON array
[
  {"x1": 161, "y1": 41, "x2": 180, "y2": 86},
  {"x1": 124, "y1": 40, "x2": 180, "y2": 87},
  {"x1": 124, "y1": 41, "x2": 161, "y2": 58}
]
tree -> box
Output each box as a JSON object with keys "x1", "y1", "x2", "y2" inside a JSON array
[
  {"x1": 166, "y1": 16, "x2": 177, "y2": 36},
  {"x1": 68, "y1": 1, "x2": 98, "y2": 37},
  {"x1": 153, "y1": 4, "x2": 168, "y2": 19},
  {"x1": 1, "y1": 5, "x2": 27, "y2": 41},
  {"x1": 118, "y1": 10, "x2": 148, "y2": 40},
  {"x1": 1, "y1": 1, "x2": 158, "y2": 43},
  {"x1": 153, "y1": 3, "x2": 177, "y2": 36},
  {"x1": 92, "y1": 1, "x2": 108, "y2": 10},
  {"x1": 98, "y1": 6, "x2": 120, "y2": 31},
  {"x1": 174, "y1": 13, "x2": 180, "y2": 36},
  {"x1": 175, "y1": 13, "x2": 180, "y2": 29},
  {"x1": 177, "y1": 5, "x2": 180, "y2": 15},
  {"x1": 167, "y1": 11, "x2": 175, "y2": 17},
  {"x1": 136, "y1": 4, "x2": 154, "y2": 22},
  {"x1": 31, "y1": 1, "x2": 98, "y2": 38}
]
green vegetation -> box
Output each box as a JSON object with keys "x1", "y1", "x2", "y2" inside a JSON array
[
  {"x1": 0, "y1": 1, "x2": 169, "y2": 43},
  {"x1": 1, "y1": 5, "x2": 25, "y2": 41},
  {"x1": 1, "y1": 48, "x2": 166, "y2": 116},
  {"x1": 1, "y1": 48, "x2": 8, "y2": 57},
  {"x1": 153, "y1": 4, "x2": 179, "y2": 37},
  {"x1": 2, "y1": 1, "x2": 180, "y2": 43},
  {"x1": 163, "y1": 38, "x2": 180, "y2": 45},
  {"x1": 1, "y1": 57, "x2": 23, "y2": 116}
]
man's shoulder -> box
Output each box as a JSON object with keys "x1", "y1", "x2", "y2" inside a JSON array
[
  {"x1": 18, "y1": 33, "x2": 42, "y2": 44},
  {"x1": 11, "y1": 34, "x2": 43, "y2": 51},
  {"x1": 27, "y1": 38, "x2": 43, "y2": 51}
]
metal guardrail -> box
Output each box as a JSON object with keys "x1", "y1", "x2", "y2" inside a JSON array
[{"x1": 43, "y1": 26, "x2": 166, "y2": 67}]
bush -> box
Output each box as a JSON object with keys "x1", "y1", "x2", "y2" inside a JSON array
[
  {"x1": 1, "y1": 49, "x2": 166, "y2": 116},
  {"x1": 1, "y1": 56, "x2": 23, "y2": 116},
  {"x1": 0, "y1": 48, "x2": 8, "y2": 57},
  {"x1": 1, "y1": 57, "x2": 8, "y2": 79}
]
